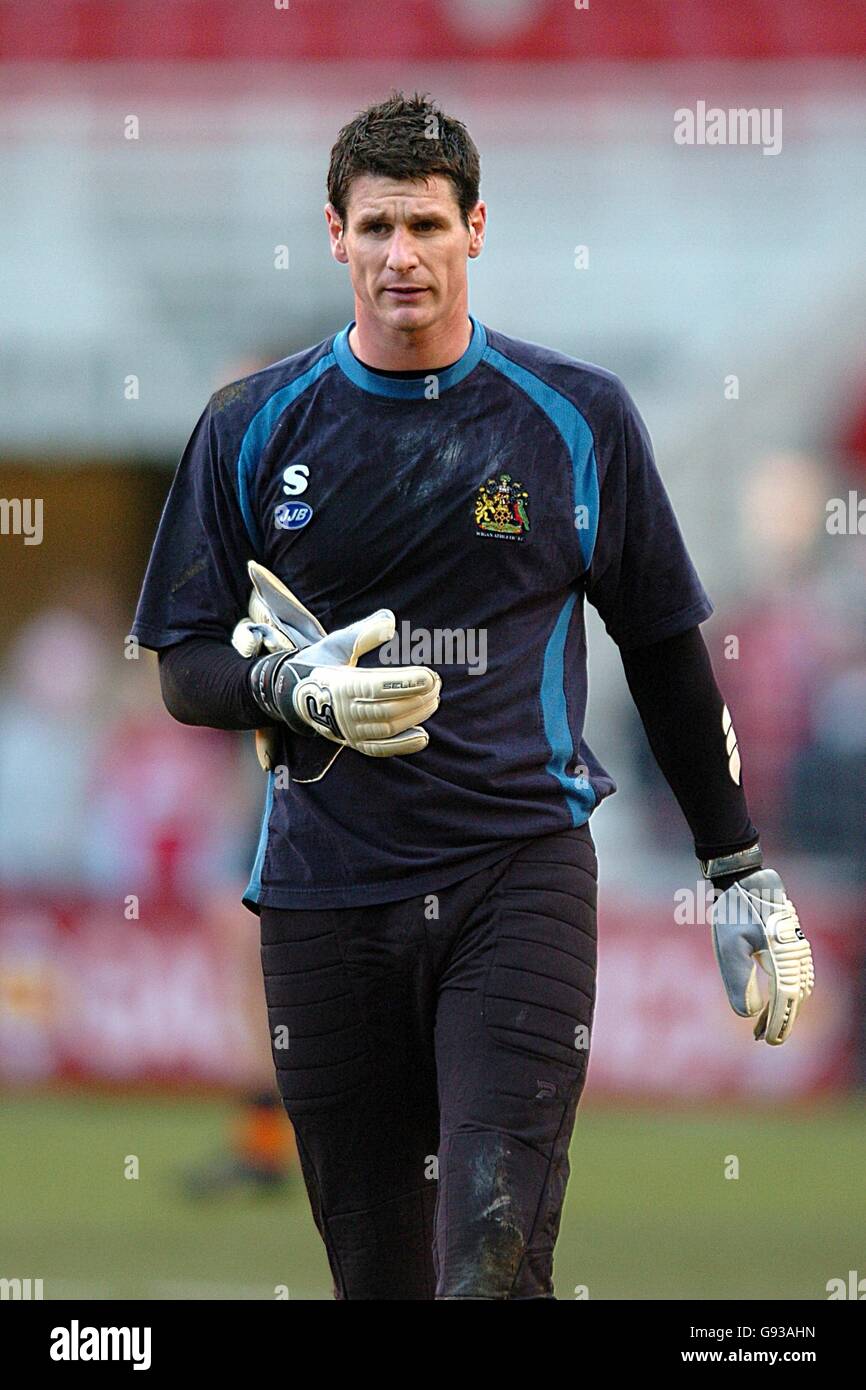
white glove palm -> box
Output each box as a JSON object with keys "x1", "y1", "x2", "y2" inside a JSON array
[
  {"x1": 711, "y1": 869, "x2": 814, "y2": 1045},
  {"x1": 232, "y1": 561, "x2": 327, "y2": 658}
]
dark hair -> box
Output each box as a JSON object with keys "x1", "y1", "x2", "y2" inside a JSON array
[{"x1": 327, "y1": 90, "x2": 481, "y2": 229}]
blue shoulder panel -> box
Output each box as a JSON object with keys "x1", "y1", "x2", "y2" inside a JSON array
[
  {"x1": 481, "y1": 345, "x2": 599, "y2": 571},
  {"x1": 482, "y1": 344, "x2": 600, "y2": 822},
  {"x1": 236, "y1": 353, "x2": 336, "y2": 551}
]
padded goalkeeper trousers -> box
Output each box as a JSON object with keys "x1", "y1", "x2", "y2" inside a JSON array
[{"x1": 259, "y1": 823, "x2": 598, "y2": 1300}]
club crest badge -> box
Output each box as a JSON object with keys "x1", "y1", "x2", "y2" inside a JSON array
[{"x1": 474, "y1": 473, "x2": 531, "y2": 541}]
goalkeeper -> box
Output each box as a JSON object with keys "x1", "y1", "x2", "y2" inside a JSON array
[{"x1": 131, "y1": 91, "x2": 812, "y2": 1300}]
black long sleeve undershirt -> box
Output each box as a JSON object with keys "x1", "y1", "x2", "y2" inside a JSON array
[
  {"x1": 158, "y1": 636, "x2": 263, "y2": 730},
  {"x1": 620, "y1": 625, "x2": 758, "y2": 861},
  {"x1": 159, "y1": 625, "x2": 759, "y2": 862}
]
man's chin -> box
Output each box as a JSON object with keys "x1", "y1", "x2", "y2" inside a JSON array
[{"x1": 379, "y1": 293, "x2": 436, "y2": 329}]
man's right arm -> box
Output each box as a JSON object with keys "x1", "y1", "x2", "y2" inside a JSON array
[{"x1": 158, "y1": 637, "x2": 263, "y2": 731}]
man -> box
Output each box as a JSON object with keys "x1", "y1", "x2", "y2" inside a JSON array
[{"x1": 132, "y1": 91, "x2": 813, "y2": 1300}]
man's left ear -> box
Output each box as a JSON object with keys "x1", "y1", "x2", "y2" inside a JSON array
[{"x1": 468, "y1": 201, "x2": 487, "y2": 259}]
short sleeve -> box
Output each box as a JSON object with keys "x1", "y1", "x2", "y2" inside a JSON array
[
  {"x1": 584, "y1": 382, "x2": 713, "y2": 650},
  {"x1": 131, "y1": 400, "x2": 252, "y2": 650}
]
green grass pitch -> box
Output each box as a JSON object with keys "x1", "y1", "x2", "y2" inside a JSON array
[{"x1": 1, "y1": 1093, "x2": 863, "y2": 1300}]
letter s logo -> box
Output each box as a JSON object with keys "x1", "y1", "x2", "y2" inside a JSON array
[{"x1": 282, "y1": 464, "x2": 310, "y2": 496}]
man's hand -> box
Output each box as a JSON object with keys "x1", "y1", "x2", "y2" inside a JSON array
[
  {"x1": 709, "y1": 868, "x2": 814, "y2": 1045},
  {"x1": 249, "y1": 609, "x2": 441, "y2": 758},
  {"x1": 238, "y1": 561, "x2": 442, "y2": 763}
]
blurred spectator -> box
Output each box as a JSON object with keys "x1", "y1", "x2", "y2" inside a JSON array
[
  {"x1": 0, "y1": 587, "x2": 261, "y2": 897},
  {"x1": 81, "y1": 649, "x2": 259, "y2": 899},
  {"x1": 0, "y1": 602, "x2": 112, "y2": 887}
]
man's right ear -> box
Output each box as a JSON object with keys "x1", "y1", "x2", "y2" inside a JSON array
[{"x1": 324, "y1": 203, "x2": 349, "y2": 264}]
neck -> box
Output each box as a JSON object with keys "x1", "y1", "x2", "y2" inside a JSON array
[{"x1": 348, "y1": 305, "x2": 472, "y2": 371}]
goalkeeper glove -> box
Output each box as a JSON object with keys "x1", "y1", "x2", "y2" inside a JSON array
[
  {"x1": 701, "y1": 848, "x2": 814, "y2": 1046},
  {"x1": 249, "y1": 610, "x2": 441, "y2": 758},
  {"x1": 237, "y1": 561, "x2": 441, "y2": 771}
]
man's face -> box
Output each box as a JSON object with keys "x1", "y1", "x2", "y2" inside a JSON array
[{"x1": 325, "y1": 174, "x2": 485, "y2": 333}]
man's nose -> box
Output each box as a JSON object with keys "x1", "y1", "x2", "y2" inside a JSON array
[{"x1": 386, "y1": 229, "x2": 419, "y2": 271}]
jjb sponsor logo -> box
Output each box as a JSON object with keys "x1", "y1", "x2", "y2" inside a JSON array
[{"x1": 274, "y1": 501, "x2": 313, "y2": 531}]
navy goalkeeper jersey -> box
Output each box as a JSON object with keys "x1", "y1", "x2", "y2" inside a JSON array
[{"x1": 132, "y1": 316, "x2": 712, "y2": 910}]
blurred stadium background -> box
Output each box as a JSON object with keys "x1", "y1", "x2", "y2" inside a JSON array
[{"x1": 1, "y1": 0, "x2": 865, "y2": 1300}]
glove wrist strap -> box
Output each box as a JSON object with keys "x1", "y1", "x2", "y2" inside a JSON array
[
  {"x1": 250, "y1": 652, "x2": 308, "y2": 735},
  {"x1": 699, "y1": 842, "x2": 763, "y2": 882}
]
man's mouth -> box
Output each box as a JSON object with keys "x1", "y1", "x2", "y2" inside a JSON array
[{"x1": 384, "y1": 286, "x2": 428, "y2": 299}]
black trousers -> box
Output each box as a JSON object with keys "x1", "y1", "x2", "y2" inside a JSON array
[{"x1": 260, "y1": 823, "x2": 598, "y2": 1300}]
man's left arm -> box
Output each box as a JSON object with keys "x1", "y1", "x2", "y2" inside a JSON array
[
  {"x1": 581, "y1": 378, "x2": 813, "y2": 1043},
  {"x1": 620, "y1": 625, "x2": 758, "y2": 875},
  {"x1": 621, "y1": 625, "x2": 814, "y2": 1045}
]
